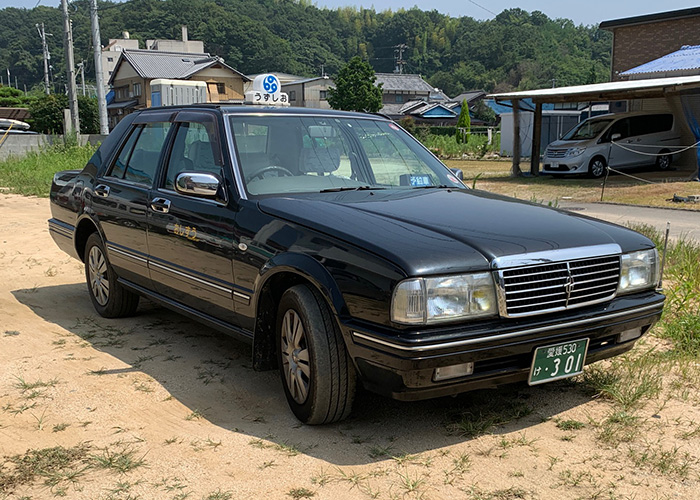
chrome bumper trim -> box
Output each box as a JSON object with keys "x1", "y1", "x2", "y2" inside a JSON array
[{"x1": 352, "y1": 301, "x2": 664, "y2": 353}]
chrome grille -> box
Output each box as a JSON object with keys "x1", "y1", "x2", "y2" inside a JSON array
[
  {"x1": 496, "y1": 255, "x2": 620, "y2": 318},
  {"x1": 546, "y1": 149, "x2": 568, "y2": 159}
]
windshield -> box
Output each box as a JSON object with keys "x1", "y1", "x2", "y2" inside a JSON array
[
  {"x1": 228, "y1": 115, "x2": 464, "y2": 196},
  {"x1": 561, "y1": 118, "x2": 613, "y2": 141}
]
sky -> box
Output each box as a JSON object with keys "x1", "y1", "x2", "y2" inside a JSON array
[{"x1": 0, "y1": 0, "x2": 698, "y2": 27}]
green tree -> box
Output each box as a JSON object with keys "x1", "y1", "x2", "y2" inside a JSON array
[
  {"x1": 327, "y1": 56, "x2": 383, "y2": 113},
  {"x1": 28, "y1": 94, "x2": 66, "y2": 134},
  {"x1": 77, "y1": 96, "x2": 99, "y2": 135},
  {"x1": 455, "y1": 99, "x2": 470, "y2": 144}
]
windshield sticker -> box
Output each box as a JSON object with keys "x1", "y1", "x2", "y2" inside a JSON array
[{"x1": 388, "y1": 123, "x2": 400, "y2": 131}]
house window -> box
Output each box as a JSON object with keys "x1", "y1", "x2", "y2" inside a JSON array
[
  {"x1": 107, "y1": 57, "x2": 114, "y2": 63},
  {"x1": 289, "y1": 90, "x2": 296, "y2": 101},
  {"x1": 216, "y1": 83, "x2": 226, "y2": 95},
  {"x1": 133, "y1": 83, "x2": 142, "y2": 97},
  {"x1": 395, "y1": 95, "x2": 404, "y2": 103},
  {"x1": 319, "y1": 90, "x2": 327, "y2": 100}
]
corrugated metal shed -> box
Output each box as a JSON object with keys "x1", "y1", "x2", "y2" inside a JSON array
[
  {"x1": 489, "y1": 74, "x2": 700, "y2": 103},
  {"x1": 621, "y1": 45, "x2": 700, "y2": 76}
]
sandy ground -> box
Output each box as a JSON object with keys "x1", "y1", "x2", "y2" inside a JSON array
[{"x1": 0, "y1": 193, "x2": 699, "y2": 500}]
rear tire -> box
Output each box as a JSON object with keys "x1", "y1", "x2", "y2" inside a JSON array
[
  {"x1": 276, "y1": 284, "x2": 356, "y2": 424},
  {"x1": 656, "y1": 151, "x2": 672, "y2": 170},
  {"x1": 84, "y1": 233, "x2": 139, "y2": 318},
  {"x1": 588, "y1": 157, "x2": 607, "y2": 178}
]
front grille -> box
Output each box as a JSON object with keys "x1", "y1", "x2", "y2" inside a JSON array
[
  {"x1": 496, "y1": 255, "x2": 620, "y2": 318},
  {"x1": 546, "y1": 149, "x2": 568, "y2": 159}
]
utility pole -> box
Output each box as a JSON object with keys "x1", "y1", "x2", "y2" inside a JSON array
[
  {"x1": 78, "y1": 61, "x2": 85, "y2": 96},
  {"x1": 393, "y1": 44, "x2": 407, "y2": 74},
  {"x1": 61, "y1": 0, "x2": 80, "y2": 134},
  {"x1": 36, "y1": 23, "x2": 51, "y2": 94},
  {"x1": 90, "y1": 0, "x2": 109, "y2": 134}
]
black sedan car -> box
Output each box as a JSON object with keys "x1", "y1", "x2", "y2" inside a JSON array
[{"x1": 49, "y1": 104, "x2": 665, "y2": 424}]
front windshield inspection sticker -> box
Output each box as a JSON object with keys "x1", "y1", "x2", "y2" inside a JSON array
[{"x1": 409, "y1": 174, "x2": 433, "y2": 187}]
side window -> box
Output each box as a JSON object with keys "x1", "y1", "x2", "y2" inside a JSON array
[
  {"x1": 164, "y1": 121, "x2": 221, "y2": 190},
  {"x1": 123, "y1": 122, "x2": 171, "y2": 186},
  {"x1": 610, "y1": 118, "x2": 630, "y2": 140},
  {"x1": 108, "y1": 127, "x2": 141, "y2": 179}
]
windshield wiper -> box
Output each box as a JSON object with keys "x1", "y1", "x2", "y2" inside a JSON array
[
  {"x1": 319, "y1": 186, "x2": 387, "y2": 193},
  {"x1": 411, "y1": 184, "x2": 449, "y2": 189}
]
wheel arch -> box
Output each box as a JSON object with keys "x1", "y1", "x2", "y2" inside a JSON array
[
  {"x1": 251, "y1": 253, "x2": 348, "y2": 371},
  {"x1": 74, "y1": 215, "x2": 101, "y2": 262}
]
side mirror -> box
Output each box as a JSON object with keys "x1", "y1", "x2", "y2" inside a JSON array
[
  {"x1": 175, "y1": 172, "x2": 225, "y2": 202},
  {"x1": 450, "y1": 168, "x2": 464, "y2": 180},
  {"x1": 611, "y1": 133, "x2": 622, "y2": 141}
]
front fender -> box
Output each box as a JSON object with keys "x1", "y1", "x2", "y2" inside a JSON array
[{"x1": 255, "y1": 252, "x2": 348, "y2": 317}]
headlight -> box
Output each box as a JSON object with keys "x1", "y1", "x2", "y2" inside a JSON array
[
  {"x1": 618, "y1": 249, "x2": 659, "y2": 295},
  {"x1": 566, "y1": 147, "x2": 586, "y2": 157},
  {"x1": 391, "y1": 273, "x2": 497, "y2": 325}
]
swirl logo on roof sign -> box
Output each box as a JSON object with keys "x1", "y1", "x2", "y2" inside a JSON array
[{"x1": 245, "y1": 74, "x2": 289, "y2": 106}]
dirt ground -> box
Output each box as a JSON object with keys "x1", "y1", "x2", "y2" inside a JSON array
[{"x1": 1, "y1": 193, "x2": 699, "y2": 500}]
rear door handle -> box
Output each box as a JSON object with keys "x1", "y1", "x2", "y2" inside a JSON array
[
  {"x1": 95, "y1": 184, "x2": 110, "y2": 197},
  {"x1": 150, "y1": 197, "x2": 171, "y2": 213}
]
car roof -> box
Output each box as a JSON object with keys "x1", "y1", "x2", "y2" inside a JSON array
[
  {"x1": 583, "y1": 111, "x2": 673, "y2": 122},
  {"x1": 136, "y1": 104, "x2": 388, "y2": 120}
]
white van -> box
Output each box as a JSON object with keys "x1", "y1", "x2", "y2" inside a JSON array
[{"x1": 542, "y1": 112, "x2": 681, "y2": 178}]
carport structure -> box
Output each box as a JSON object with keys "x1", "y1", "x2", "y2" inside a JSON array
[{"x1": 489, "y1": 75, "x2": 700, "y2": 177}]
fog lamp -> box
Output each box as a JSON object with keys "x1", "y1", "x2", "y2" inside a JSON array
[
  {"x1": 433, "y1": 362, "x2": 474, "y2": 382},
  {"x1": 617, "y1": 327, "x2": 642, "y2": 343}
]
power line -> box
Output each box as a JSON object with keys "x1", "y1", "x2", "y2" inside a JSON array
[{"x1": 468, "y1": 0, "x2": 497, "y2": 17}]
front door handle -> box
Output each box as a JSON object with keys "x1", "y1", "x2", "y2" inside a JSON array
[
  {"x1": 150, "y1": 197, "x2": 171, "y2": 213},
  {"x1": 95, "y1": 184, "x2": 110, "y2": 197}
]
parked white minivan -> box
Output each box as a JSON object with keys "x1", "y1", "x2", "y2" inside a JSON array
[{"x1": 542, "y1": 112, "x2": 681, "y2": 178}]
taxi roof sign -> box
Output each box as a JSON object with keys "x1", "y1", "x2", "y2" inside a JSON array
[{"x1": 244, "y1": 74, "x2": 289, "y2": 106}]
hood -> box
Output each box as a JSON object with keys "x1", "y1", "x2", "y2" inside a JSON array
[
  {"x1": 258, "y1": 189, "x2": 653, "y2": 276},
  {"x1": 546, "y1": 139, "x2": 593, "y2": 149}
]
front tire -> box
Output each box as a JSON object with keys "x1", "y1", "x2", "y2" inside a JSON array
[
  {"x1": 84, "y1": 233, "x2": 139, "y2": 318},
  {"x1": 588, "y1": 157, "x2": 607, "y2": 178},
  {"x1": 276, "y1": 284, "x2": 356, "y2": 424},
  {"x1": 656, "y1": 151, "x2": 672, "y2": 170}
]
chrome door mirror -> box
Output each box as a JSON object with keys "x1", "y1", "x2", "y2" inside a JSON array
[
  {"x1": 175, "y1": 172, "x2": 222, "y2": 199},
  {"x1": 450, "y1": 168, "x2": 464, "y2": 180},
  {"x1": 611, "y1": 133, "x2": 622, "y2": 141}
]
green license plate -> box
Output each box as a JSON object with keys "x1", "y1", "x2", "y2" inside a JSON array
[{"x1": 528, "y1": 338, "x2": 589, "y2": 385}]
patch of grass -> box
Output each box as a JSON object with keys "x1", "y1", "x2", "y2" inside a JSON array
[
  {"x1": 628, "y1": 443, "x2": 694, "y2": 478},
  {"x1": 556, "y1": 419, "x2": 586, "y2": 431},
  {"x1": 91, "y1": 446, "x2": 147, "y2": 474},
  {"x1": 14, "y1": 375, "x2": 59, "y2": 393},
  {"x1": 52, "y1": 423, "x2": 70, "y2": 433},
  {"x1": 596, "y1": 410, "x2": 641, "y2": 447},
  {"x1": 185, "y1": 408, "x2": 207, "y2": 421},
  {"x1": 202, "y1": 489, "x2": 232, "y2": 500},
  {"x1": 287, "y1": 487, "x2": 315, "y2": 499},
  {"x1": 0, "y1": 444, "x2": 91, "y2": 494},
  {"x1": 445, "y1": 390, "x2": 532, "y2": 438},
  {"x1": 3, "y1": 330, "x2": 20, "y2": 336},
  {"x1": 0, "y1": 143, "x2": 96, "y2": 197}
]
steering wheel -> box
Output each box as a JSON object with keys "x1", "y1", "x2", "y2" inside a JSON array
[{"x1": 246, "y1": 165, "x2": 294, "y2": 182}]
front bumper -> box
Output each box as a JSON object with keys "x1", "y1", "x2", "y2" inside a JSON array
[
  {"x1": 344, "y1": 291, "x2": 664, "y2": 401},
  {"x1": 542, "y1": 158, "x2": 587, "y2": 174}
]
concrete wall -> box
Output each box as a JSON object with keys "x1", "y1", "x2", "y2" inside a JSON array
[{"x1": 0, "y1": 134, "x2": 107, "y2": 161}]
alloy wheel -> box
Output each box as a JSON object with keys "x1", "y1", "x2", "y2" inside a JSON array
[
  {"x1": 88, "y1": 246, "x2": 110, "y2": 306},
  {"x1": 280, "y1": 309, "x2": 311, "y2": 404}
]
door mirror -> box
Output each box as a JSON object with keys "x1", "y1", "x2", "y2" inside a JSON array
[
  {"x1": 175, "y1": 172, "x2": 223, "y2": 200},
  {"x1": 611, "y1": 133, "x2": 622, "y2": 141},
  {"x1": 450, "y1": 168, "x2": 464, "y2": 180}
]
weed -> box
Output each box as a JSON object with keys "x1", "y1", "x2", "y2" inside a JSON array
[
  {"x1": 4, "y1": 330, "x2": 20, "y2": 336},
  {"x1": 185, "y1": 408, "x2": 207, "y2": 421},
  {"x1": 446, "y1": 390, "x2": 532, "y2": 438},
  {"x1": 287, "y1": 488, "x2": 315, "y2": 499},
  {"x1": 395, "y1": 468, "x2": 424, "y2": 494},
  {"x1": 31, "y1": 409, "x2": 48, "y2": 430},
  {"x1": 310, "y1": 468, "x2": 329, "y2": 485},
  {"x1": 628, "y1": 443, "x2": 694, "y2": 478},
  {"x1": 202, "y1": 489, "x2": 232, "y2": 500},
  {"x1": 52, "y1": 423, "x2": 70, "y2": 433},
  {"x1": 0, "y1": 444, "x2": 91, "y2": 494},
  {"x1": 91, "y1": 446, "x2": 147, "y2": 473},
  {"x1": 259, "y1": 460, "x2": 277, "y2": 470},
  {"x1": 164, "y1": 437, "x2": 180, "y2": 445},
  {"x1": 556, "y1": 419, "x2": 585, "y2": 431},
  {"x1": 596, "y1": 410, "x2": 641, "y2": 447},
  {"x1": 369, "y1": 445, "x2": 393, "y2": 459},
  {"x1": 14, "y1": 375, "x2": 59, "y2": 393}
]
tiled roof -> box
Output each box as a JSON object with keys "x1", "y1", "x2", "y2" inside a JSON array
[
  {"x1": 374, "y1": 73, "x2": 436, "y2": 93},
  {"x1": 109, "y1": 49, "x2": 250, "y2": 84},
  {"x1": 452, "y1": 90, "x2": 487, "y2": 104},
  {"x1": 621, "y1": 45, "x2": 700, "y2": 75}
]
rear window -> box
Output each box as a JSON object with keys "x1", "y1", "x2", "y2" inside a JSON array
[{"x1": 631, "y1": 114, "x2": 673, "y2": 136}]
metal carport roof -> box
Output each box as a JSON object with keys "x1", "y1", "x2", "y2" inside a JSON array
[{"x1": 488, "y1": 74, "x2": 700, "y2": 103}]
